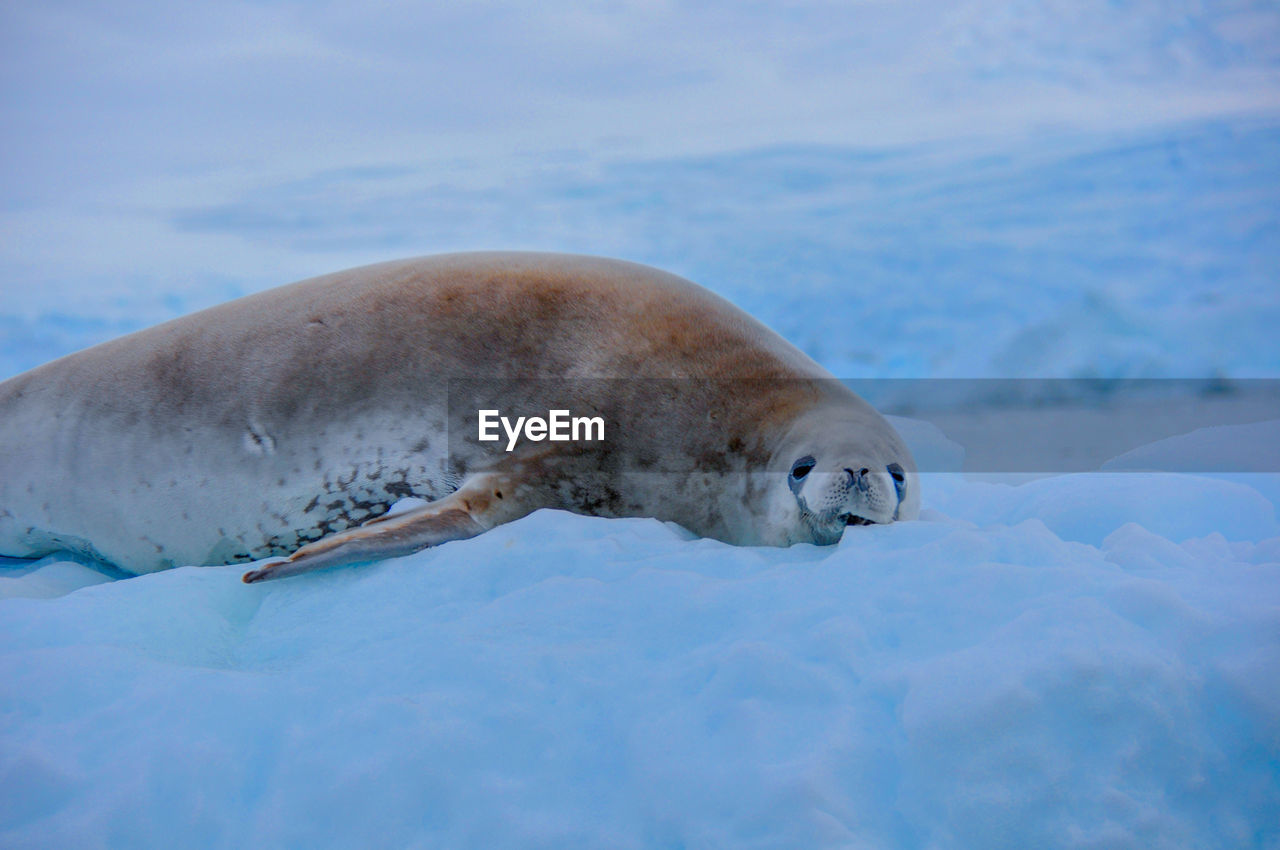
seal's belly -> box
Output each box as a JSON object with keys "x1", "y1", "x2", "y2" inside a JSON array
[{"x1": 1, "y1": 412, "x2": 460, "y2": 573}]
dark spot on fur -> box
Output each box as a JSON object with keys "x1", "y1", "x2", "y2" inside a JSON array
[
  {"x1": 697, "y1": 449, "x2": 731, "y2": 474},
  {"x1": 245, "y1": 427, "x2": 273, "y2": 452},
  {"x1": 385, "y1": 480, "x2": 415, "y2": 499}
]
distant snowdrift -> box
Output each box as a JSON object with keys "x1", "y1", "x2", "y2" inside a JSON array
[
  {"x1": 4, "y1": 117, "x2": 1279, "y2": 383},
  {"x1": 1104, "y1": 419, "x2": 1280, "y2": 474},
  {"x1": 3, "y1": 463, "x2": 1277, "y2": 847}
]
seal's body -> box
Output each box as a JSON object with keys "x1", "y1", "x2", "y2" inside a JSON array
[{"x1": 0, "y1": 253, "x2": 918, "y2": 581}]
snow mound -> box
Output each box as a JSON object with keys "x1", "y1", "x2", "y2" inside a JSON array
[
  {"x1": 1103, "y1": 419, "x2": 1280, "y2": 474},
  {"x1": 4, "y1": 117, "x2": 1280, "y2": 382},
  {"x1": 3, "y1": 472, "x2": 1278, "y2": 848},
  {"x1": 928, "y1": 473, "x2": 1279, "y2": 546}
]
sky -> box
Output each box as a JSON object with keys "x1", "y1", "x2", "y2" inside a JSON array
[
  {"x1": 5, "y1": 1, "x2": 1278, "y2": 202},
  {"x1": 1, "y1": 0, "x2": 1278, "y2": 374}
]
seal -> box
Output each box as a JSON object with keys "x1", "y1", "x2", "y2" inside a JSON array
[{"x1": 0, "y1": 252, "x2": 919, "y2": 582}]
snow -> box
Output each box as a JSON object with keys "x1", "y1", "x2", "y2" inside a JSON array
[
  {"x1": 4, "y1": 1, "x2": 1280, "y2": 846},
  {"x1": 3, "y1": 428, "x2": 1279, "y2": 847},
  {"x1": 1104, "y1": 420, "x2": 1280, "y2": 475},
  {"x1": 5, "y1": 118, "x2": 1280, "y2": 383}
]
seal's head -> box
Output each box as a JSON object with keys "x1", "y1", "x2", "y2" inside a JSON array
[{"x1": 764, "y1": 404, "x2": 920, "y2": 545}]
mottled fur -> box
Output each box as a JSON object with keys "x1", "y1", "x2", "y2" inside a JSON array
[{"x1": 0, "y1": 253, "x2": 917, "y2": 579}]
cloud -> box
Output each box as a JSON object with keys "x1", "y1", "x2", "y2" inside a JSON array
[
  {"x1": 5, "y1": 0, "x2": 1279, "y2": 209},
  {"x1": 2, "y1": 0, "x2": 1279, "y2": 375}
]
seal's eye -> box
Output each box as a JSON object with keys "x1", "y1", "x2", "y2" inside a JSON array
[
  {"x1": 888, "y1": 463, "x2": 906, "y2": 500},
  {"x1": 788, "y1": 455, "x2": 815, "y2": 495}
]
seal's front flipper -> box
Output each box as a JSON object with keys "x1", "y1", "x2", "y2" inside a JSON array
[
  {"x1": 242, "y1": 473, "x2": 521, "y2": 583},
  {"x1": 240, "y1": 506, "x2": 483, "y2": 583}
]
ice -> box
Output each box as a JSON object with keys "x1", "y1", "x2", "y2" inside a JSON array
[
  {"x1": 1104, "y1": 419, "x2": 1280, "y2": 474},
  {"x1": 2, "y1": 443, "x2": 1279, "y2": 846},
  {"x1": 5, "y1": 118, "x2": 1279, "y2": 383},
  {"x1": 0, "y1": 556, "x2": 116, "y2": 601},
  {"x1": 927, "y1": 473, "x2": 1280, "y2": 546}
]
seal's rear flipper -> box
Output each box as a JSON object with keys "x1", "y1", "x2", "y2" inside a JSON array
[{"x1": 242, "y1": 473, "x2": 517, "y2": 583}]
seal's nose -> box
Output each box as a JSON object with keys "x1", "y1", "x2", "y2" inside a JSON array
[{"x1": 844, "y1": 467, "x2": 871, "y2": 491}]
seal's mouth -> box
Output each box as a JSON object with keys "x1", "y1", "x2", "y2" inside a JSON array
[{"x1": 841, "y1": 513, "x2": 876, "y2": 526}]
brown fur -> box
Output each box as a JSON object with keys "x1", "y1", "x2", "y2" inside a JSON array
[{"x1": 1, "y1": 252, "x2": 913, "y2": 579}]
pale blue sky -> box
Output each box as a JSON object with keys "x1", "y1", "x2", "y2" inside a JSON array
[
  {"x1": 1, "y1": 1, "x2": 1278, "y2": 377},
  {"x1": 5, "y1": 0, "x2": 1277, "y2": 205}
]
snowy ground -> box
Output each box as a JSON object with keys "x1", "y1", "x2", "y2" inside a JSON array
[
  {"x1": 4, "y1": 1, "x2": 1280, "y2": 847},
  {"x1": 3, "y1": 431, "x2": 1279, "y2": 848},
  {"x1": 4, "y1": 116, "x2": 1280, "y2": 384}
]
